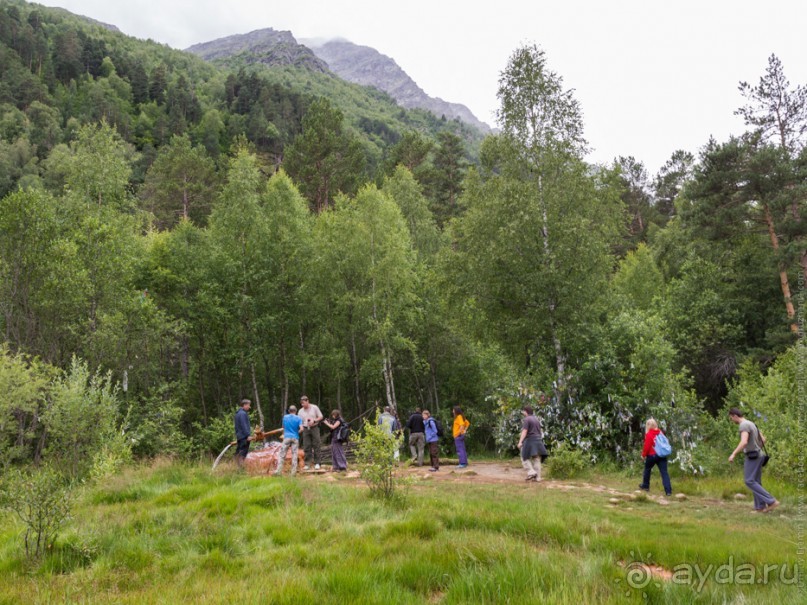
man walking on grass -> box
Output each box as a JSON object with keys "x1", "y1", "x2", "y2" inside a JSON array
[{"x1": 728, "y1": 408, "x2": 779, "y2": 513}]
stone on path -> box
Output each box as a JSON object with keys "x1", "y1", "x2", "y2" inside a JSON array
[{"x1": 733, "y1": 493, "x2": 747, "y2": 501}]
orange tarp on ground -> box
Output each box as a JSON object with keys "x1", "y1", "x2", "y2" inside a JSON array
[{"x1": 244, "y1": 441, "x2": 305, "y2": 475}]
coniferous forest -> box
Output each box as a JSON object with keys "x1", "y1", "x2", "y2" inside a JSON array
[{"x1": 0, "y1": 0, "x2": 805, "y2": 486}]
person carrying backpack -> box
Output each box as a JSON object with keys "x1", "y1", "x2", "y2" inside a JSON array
[
  {"x1": 422, "y1": 409, "x2": 440, "y2": 472},
  {"x1": 323, "y1": 409, "x2": 348, "y2": 472},
  {"x1": 639, "y1": 418, "x2": 672, "y2": 496}
]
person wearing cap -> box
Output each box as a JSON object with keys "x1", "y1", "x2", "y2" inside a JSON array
[
  {"x1": 233, "y1": 398, "x2": 253, "y2": 467},
  {"x1": 274, "y1": 405, "x2": 304, "y2": 476},
  {"x1": 297, "y1": 396, "x2": 324, "y2": 470},
  {"x1": 728, "y1": 408, "x2": 779, "y2": 513}
]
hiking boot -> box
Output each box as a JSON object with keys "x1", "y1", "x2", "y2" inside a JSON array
[
  {"x1": 428, "y1": 467, "x2": 438, "y2": 472},
  {"x1": 763, "y1": 500, "x2": 780, "y2": 513},
  {"x1": 457, "y1": 464, "x2": 468, "y2": 469},
  {"x1": 303, "y1": 465, "x2": 310, "y2": 471},
  {"x1": 314, "y1": 464, "x2": 321, "y2": 470},
  {"x1": 638, "y1": 485, "x2": 649, "y2": 491}
]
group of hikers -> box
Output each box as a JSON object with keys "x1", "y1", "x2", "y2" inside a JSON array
[{"x1": 234, "y1": 397, "x2": 779, "y2": 511}]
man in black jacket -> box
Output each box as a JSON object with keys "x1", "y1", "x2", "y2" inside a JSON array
[
  {"x1": 234, "y1": 399, "x2": 252, "y2": 467},
  {"x1": 406, "y1": 407, "x2": 425, "y2": 466}
]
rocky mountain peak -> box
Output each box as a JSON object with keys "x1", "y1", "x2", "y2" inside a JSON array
[
  {"x1": 302, "y1": 38, "x2": 491, "y2": 132},
  {"x1": 186, "y1": 28, "x2": 329, "y2": 72}
]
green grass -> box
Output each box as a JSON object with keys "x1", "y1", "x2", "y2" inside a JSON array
[{"x1": 0, "y1": 461, "x2": 802, "y2": 604}]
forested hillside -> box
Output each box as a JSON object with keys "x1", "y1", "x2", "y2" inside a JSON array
[{"x1": 0, "y1": 0, "x2": 804, "y2": 482}]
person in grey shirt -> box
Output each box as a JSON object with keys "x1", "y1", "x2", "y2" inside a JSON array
[
  {"x1": 297, "y1": 395, "x2": 323, "y2": 470},
  {"x1": 518, "y1": 405, "x2": 548, "y2": 482},
  {"x1": 728, "y1": 408, "x2": 778, "y2": 513}
]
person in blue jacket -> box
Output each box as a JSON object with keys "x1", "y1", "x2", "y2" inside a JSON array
[
  {"x1": 234, "y1": 398, "x2": 253, "y2": 467},
  {"x1": 422, "y1": 409, "x2": 440, "y2": 472}
]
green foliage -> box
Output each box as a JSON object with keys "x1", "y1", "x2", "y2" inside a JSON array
[
  {"x1": 0, "y1": 465, "x2": 73, "y2": 561},
  {"x1": 191, "y1": 412, "x2": 234, "y2": 456},
  {"x1": 0, "y1": 346, "x2": 55, "y2": 468},
  {"x1": 724, "y1": 344, "x2": 805, "y2": 482},
  {"x1": 610, "y1": 243, "x2": 664, "y2": 311},
  {"x1": 544, "y1": 442, "x2": 587, "y2": 479},
  {"x1": 41, "y1": 356, "x2": 122, "y2": 479},
  {"x1": 283, "y1": 97, "x2": 366, "y2": 212},
  {"x1": 122, "y1": 387, "x2": 188, "y2": 459},
  {"x1": 353, "y1": 413, "x2": 405, "y2": 501}
]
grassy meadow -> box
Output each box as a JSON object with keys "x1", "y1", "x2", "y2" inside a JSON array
[{"x1": 0, "y1": 460, "x2": 803, "y2": 604}]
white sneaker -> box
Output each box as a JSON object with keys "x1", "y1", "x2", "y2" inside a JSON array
[
  {"x1": 303, "y1": 465, "x2": 310, "y2": 470},
  {"x1": 314, "y1": 464, "x2": 321, "y2": 470}
]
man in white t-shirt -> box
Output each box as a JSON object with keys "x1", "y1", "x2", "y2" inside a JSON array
[{"x1": 297, "y1": 395, "x2": 323, "y2": 470}]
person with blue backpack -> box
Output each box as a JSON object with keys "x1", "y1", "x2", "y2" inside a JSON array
[{"x1": 639, "y1": 418, "x2": 673, "y2": 496}]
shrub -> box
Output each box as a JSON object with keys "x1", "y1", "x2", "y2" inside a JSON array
[
  {"x1": 0, "y1": 347, "x2": 56, "y2": 469},
  {"x1": 41, "y1": 357, "x2": 122, "y2": 479},
  {"x1": 723, "y1": 345, "x2": 805, "y2": 483},
  {"x1": 353, "y1": 412, "x2": 405, "y2": 501},
  {"x1": 122, "y1": 385, "x2": 189, "y2": 458},
  {"x1": 544, "y1": 442, "x2": 587, "y2": 479},
  {"x1": 192, "y1": 411, "x2": 235, "y2": 456},
  {"x1": 0, "y1": 466, "x2": 73, "y2": 560}
]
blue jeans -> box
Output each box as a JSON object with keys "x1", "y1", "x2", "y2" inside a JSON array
[{"x1": 641, "y1": 455, "x2": 672, "y2": 495}]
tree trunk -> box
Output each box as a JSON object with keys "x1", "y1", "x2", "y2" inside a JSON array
[
  {"x1": 250, "y1": 362, "x2": 265, "y2": 430},
  {"x1": 538, "y1": 174, "x2": 567, "y2": 396},
  {"x1": 280, "y1": 338, "x2": 289, "y2": 408},
  {"x1": 351, "y1": 327, "x2": 362, "y2": 411},
  {"x1": 764, "y1": 203, "x2": 798, "y2": 333},
  {"x1": 430, "y1": 360, "x2": 440, "y2": 413},
  {"x1": 299, "y1": 326, "x2": 306, "y2": 394}
]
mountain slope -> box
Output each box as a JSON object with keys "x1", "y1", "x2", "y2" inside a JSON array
[
  {"x1": 303, "y1": 38, "x2": 491, "y2": 133},
  {"x1": 187, "y1": 28, "x2": 328, "y2": 72}
]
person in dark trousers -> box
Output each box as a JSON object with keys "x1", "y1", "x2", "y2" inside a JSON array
[
  {"x1": 423, "y1": 409, "x2": 440, "y2": 472},
  {"x1": 639, "y1": 418, "x2": 672, "y2": 496},
  {"x1": 406, "y1": 407, "x2": 425, "y2": 466},
  {"x1": 728, "y1": 408, "x2": 779, "y2": 513},
  {"x1": 323, "y1": 409, "x2": 348, "y2": 472},
  {"x1": 452, "y1": 406, "x2": 470, "y2": 468},
  {"x1": 234, "y1": 398, "x2": 253, "y2": 467},
  {"x1": 297, "y1": 395, "x2": 324, "y2": 470}
]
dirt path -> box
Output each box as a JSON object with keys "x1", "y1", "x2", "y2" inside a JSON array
[{"x1": 311, "y1": 461, "x2": 682, "y2": 506}]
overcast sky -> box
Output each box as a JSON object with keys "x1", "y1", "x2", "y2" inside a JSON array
[{"x1": 40, "y1": 0, "x2": 807, "y2": 175}]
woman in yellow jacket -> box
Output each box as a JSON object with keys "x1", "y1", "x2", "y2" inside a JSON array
[{"x1": 452, "y1": 406, "x2": 470, "y2": 469}]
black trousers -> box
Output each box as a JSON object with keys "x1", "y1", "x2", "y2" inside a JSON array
[{"x1": 235, "y1": 438, "x2": 250, "y2": 461}]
